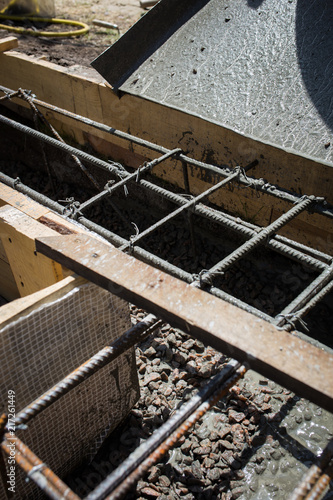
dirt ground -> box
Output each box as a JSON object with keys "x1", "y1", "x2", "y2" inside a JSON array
[{"x1": 0, "y1": 0, "x2": 145, "y2": 67}]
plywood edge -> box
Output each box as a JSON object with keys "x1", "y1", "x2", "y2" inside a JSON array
[
  {"x1": 0, "y1": 275, "x2": 87, "y2": 329},
  {"x1": 0, "y1": 181, "x2": 50, "y2": 219},
  {"x1": 0, "y1": 36, "x2": 18, "y2": 53},
  {"x1": 0, "y1": 204, "x2": 64, "y2": 296}
]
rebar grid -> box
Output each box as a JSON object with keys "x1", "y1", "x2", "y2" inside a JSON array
[
  {"x1": 0, "y1": 85, "x2": 332, "y2": 219},
  {"x1": 0, "y1": 102, "x2": 332, "y2": 331}
]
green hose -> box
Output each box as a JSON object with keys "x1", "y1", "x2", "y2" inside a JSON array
[{"x1": 0, "y1": 14, "x2": 89, "y2": 37}]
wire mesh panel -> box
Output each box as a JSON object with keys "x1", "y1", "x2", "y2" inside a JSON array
[{"x1": 0, "y1": 281, "x2": 139, "y2": 499}]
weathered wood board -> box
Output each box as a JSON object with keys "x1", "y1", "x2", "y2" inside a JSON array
[{"x1": 36, "y1": 231, "x2": 333, "y2": 413}]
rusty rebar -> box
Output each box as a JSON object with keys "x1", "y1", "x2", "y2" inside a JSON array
[
  {"x1": 119, "y1": 164, "x2": 257, "y2": 251},
  {"x1": 197, "y1": 195, "x2": 316, "y2": 287},
  {"x1": 305, "y1": 462, "x2": 333, "y2": 500},
  {"x1": 1, "y1": 85, "x2": 332, "y2": 219},
  {"x1": 275, "y1": 262, "x2": 333, "y2": 330},
  {"x1": 108, "y1": 364, "x2": 247, "y2": 500},
  {"x1": 289, "y1": 439, "x2": 333, "y2": 500},
  {"x1": 14, "y1": 314, "x2": 161, "y2": 426},
  {"x1": 1, "y1": 434, "x2": 79, "y2": 500},
  {"x1": 79, "y1": 148, "x2": 182, "y2": 213}
]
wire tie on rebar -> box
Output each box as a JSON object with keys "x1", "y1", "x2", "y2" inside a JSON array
[
  {"x1": 275, "y1": 312, "x2": 309, "y2": 332},
  {"x1": 254, "y1": 178, "x2": 268, "y2": 197},
  {"x1": 59, "y1": 197, "x2": 82, "y2": 219},
  {"x1": 236, "y1": 166, "x2": 252, "y2": 187},
  {"x1": 197, "y1": 269, "x2": 214, "y2": 287},
  {"x1": 26, "y1": 463, "x2": 47, "y2": 482},
  {"x1": 104, "y1": 180, "x2": 115, "y2": 192},
  {"x1": 0, "y1": 90, "x2": 19, "y2": 101},
  {"x1": 293, "y1": 194, "x2": 310, "y2": 205},
  {"x1": 13, "y1": 176, "x2": 21, "y2": 187},
  {"x1": 136, "y1": 167, "x2": 142, "y2": 183},
  {"x1": 128, "y1": 222, "x2": 140, "y2": 251}
]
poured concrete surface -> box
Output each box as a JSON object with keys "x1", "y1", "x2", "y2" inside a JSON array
[{"x1": 93, "y1": 0, "x2": 333, "y2": 165}]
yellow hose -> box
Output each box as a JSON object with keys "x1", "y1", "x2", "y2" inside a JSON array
[{"x1": 0, "y1": 14, "x2": 89, "y2": 37}]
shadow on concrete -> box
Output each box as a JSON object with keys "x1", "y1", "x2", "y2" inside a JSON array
[
  {"x1": 247, "y1": 0, "x2": 265, "y2": 8},
  {"x1": 296, "y1": 0, "x2": 333, "y2": 132}
]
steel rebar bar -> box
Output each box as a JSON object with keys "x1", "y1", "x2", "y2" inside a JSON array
[
  {"x1": 289, "y1": 440, "x2": 333, "y2": 500},
  {"x1": 105, "y1": 364, "x2": 248, "y2": 500},
  {"x1": 1, "y1": 434, "x2": 79, "y2": 500},
  {"x1": 1, "y1": 86, "x2": 332, "y2": 219},
  {"x1": 275, "y1": 263, "x2": 333, "y2": 330},
  {"x1": 14, "y1": 315, "x2": 161, "y2": 426},
  {"x1": 79, "y1": 148, "x2": 181, "y2": 213},
  {"x1": 0, "y1": 113, "x2": 329, "y2": 273},
  {"x1": 196, "y1": 196, "x2": 317, "y2": 286},
  {"x1": 0, "y1": 171, "x2": 327, "y2": 325},
  {"x1": 119, "y1": 165, "x2": 256, "y2": 251}
]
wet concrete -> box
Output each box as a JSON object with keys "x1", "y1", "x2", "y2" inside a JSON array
[
  {"x1": 94, "y1": 0, "x2": 333, "y2": 165},
  {"x1": 239, "y1": 370, "x2": 333, "y2": 499}
]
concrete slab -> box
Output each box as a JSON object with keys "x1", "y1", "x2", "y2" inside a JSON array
[{"x1": 93, "y1": 0, "x2": 333, "y2": 165}]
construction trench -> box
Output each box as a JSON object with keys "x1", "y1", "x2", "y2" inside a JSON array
[{"x1": 0, "y1": 0, "x2": 333, "y2": 499}]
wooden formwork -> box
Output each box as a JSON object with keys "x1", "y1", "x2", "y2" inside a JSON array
[{"x1": 0, "y1": 183, "x2": 140, "y2": 498}]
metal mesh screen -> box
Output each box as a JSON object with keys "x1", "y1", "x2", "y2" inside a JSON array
[{"x1": 0, "y1": 282, "x2": 139, "y2": 499}]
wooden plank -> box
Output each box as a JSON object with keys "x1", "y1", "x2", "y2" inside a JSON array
[
  {"x1": 36, "y1": 232, "x2": 333, "y2": 413},
  {"x1": 0, "y1": 205, "x2": 63, "y2": 297},
  {"x1": 0, "y1": 275, "x2": 87, "y2": 329},
  {"x1": 0, "y1": 37, "x2": 18, "y2": 53},
  {"x1": 0, "y1": 181, "x2": 49, "y2": 219}
]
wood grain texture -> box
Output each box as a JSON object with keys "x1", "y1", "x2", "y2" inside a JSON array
[
  {"x1": 0, "y1": 205, "x2": 63, "y2": 297},
  {"x1": 0, "y1": 275, "x2": 86, "y2": 328},
  {"x1": 0, "y1": 37, "x2": 18, "y2": 53}
]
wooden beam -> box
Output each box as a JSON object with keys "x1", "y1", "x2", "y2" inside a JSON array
[
  {"x1": 36, "y1": 232, "x2": 333, "y2": 413},
  {"x1": 0, "y1": 37, "x2": 18, "y2": 53},
  {"x1": 0, "y1": 181, "x2": 49, "y2": 219},
  {"x1": 0, "y1": 206, "x2": 20, "y2": 300},
  {"x1": 0, "y1": 205, "x2": 63, "y2": 297}
]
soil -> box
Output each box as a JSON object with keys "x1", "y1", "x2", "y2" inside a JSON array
[{"x1": 0, "y1": 0, "x2": 145, "y2": 67}]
